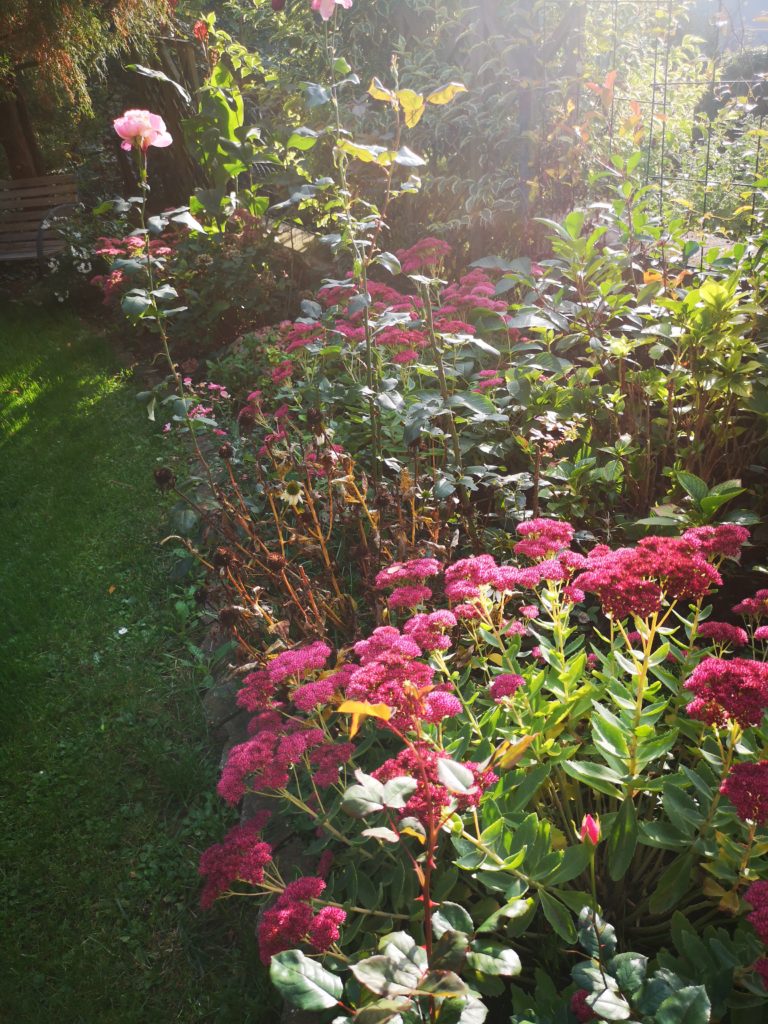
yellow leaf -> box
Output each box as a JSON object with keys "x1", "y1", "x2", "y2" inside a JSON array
[
  {"x1": 108, "y1": 584, "x2": 116, "y2": 594},
  {"x1": 400, "y1": 826, "x2": 426, "y2": 844},
  {"x1": 426, "y1": 82, "x2": 468, "y2": 106},
  {"x1": 368, "y1": 77, "x2": 396, "y2": 104},
  {"x1": 719, "y1": 889, "x2": 740, "y2": 914},
  {"x1": 702, "y1": 876, "x2": 726, "y2": 899},
  {"x1": 396, "y1": 88, "x2": 426, "y2": 127},
  {"x1": 336, "y1": 700, "x2": 391, "y2": 738},
  {"x1": 336, "y1": 139, "x2": 396, "y2": 166},
  {"x1": 491, "y1": 735, "x2": 536, "y2": 770},
  {"x1": 643, "y1": 270, "x2": 663, "y2": 283}
]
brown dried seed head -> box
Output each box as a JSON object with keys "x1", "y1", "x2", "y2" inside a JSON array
[{"x1": 153, "y1": 467, "x2": 176, "y2": 491}]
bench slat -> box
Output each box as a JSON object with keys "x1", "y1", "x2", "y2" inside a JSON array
[{"x1": 0, "y1": 174, "x2": 76, "y2": 189}]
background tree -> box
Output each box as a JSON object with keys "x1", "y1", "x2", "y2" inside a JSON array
[{"x1": 0, "y1": 0, "x2": 170, "y2": 177}]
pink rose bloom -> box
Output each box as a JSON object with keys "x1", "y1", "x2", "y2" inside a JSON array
[
  {"x1": 310, "y1": 0, "x2": 353, "y2": 20},
  {"x1": 113, "y1": 109, "x2": 173, "y2": 152}
]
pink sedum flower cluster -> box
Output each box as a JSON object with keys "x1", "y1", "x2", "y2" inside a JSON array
[
  {"x1": 372, "y1": 742, "x2": 497, "y2": 825},
  {"x1": 237, "y1": 640, "x2": 332, "y2": 710},
  {"x1": 720, "y1": 761, "x2": 768, "y2": 824},
  {"x1": 218, "y1": 711, "x2": 353, "y2": 800},
  {"x1": 684, "y1": 657, "x2": 768, "y2": 728},
  {"x1": 258, "y1": 876, "x2": 346, "y2": 963},
  {"x1": 198, "y1": 812, "x2": 272, "y2": 909},
  {"x1": 696, "y1": 621, "x2": 748, "y2": 647}
]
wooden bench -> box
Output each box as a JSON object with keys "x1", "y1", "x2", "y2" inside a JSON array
[{"x1": 0, "y1": 174, "x2": 79, "y2": 274}]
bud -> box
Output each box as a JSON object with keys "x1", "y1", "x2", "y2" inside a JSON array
[{"x1": 579, "y1": 814, "x2": 600, "y2": 845}]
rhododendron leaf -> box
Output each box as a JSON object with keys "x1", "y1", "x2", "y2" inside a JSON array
[
  {"x1": 396, "y1": 89, "x2": 426, "y2": 127},
  {"x1": 368, "y1": 77, "x2": 397, "y2": 103},
  {"x1": 655, "y1": 986, "x2": 711, "y2": 1024},
  {"x1": 270, "y1": 949, "x2": 343, "y2": 1010},
  {"x1": 361, "y1": 826, "x2": 400, "y2": 843},
  {"x1": 426, "y1": 82, "x2": 467, "y2": 105},
  {"x1": 381, "y1": 776, "x2": 418, "y2": 808},
  {"x1": 466, "y1": 942, "x2": 522, "y2": 977},
  {"x1": 437, "y1": 759, "x2": 475, "y2": 794},
  {"x1": 432, "y1": 901, "x2": 474, "y2": 938}
]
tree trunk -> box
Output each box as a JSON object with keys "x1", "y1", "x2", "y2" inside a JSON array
[{"x1": 0, "y1": 93, "x2": 39, "y2": 178}]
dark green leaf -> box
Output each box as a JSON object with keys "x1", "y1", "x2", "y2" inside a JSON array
[
  {"x1": 607, "y1": 796, "x2": 638, "y2": 882},
  {"x1": 655, "y1": 986, "x2": 711, "y2": 1024}
]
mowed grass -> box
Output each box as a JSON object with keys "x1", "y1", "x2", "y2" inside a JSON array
[{"x1": 0, "y1": 307, "x2": 276, "y2": 1022}]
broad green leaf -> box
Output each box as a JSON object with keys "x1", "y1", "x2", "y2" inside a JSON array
[
  {"x1": 476, "y1": 898, "x2": 533, "y2": 933},
  {"x1": 270, "y1": 950, "x2": 343, "y2": 1010},
  {"x1": 351, "y1": 954, "x2": 422, "y2": 997},
  {"x1": 676, "y1": 471, "x2": 708, "y2": 504},
  {"x1": 587, "y1": 986, "x2": 632, "y2": 1020},
  {"x1": 577, "y1": 907, "x2": 618, "y2": 959},
  {"x1": 466, "y1": 942, "x2": 522, "y2": 977},
  {"x1": 437, "y1": 758, "x2": 476, "y2": 794},
  {"x1": 381, "y1": 776, "x2": 418, "y2": 808},
  {"x1": 287, "y1": 128, "x2": 319, "y2": 150},
  {"x1": 655, "y1": 985, "x2": 711, "y2": 1024},
  {"x1": 433, "y1": 901, "x2": 474, "y2": 938},
  {"x1": 418, "y1": 970, "x2": 469, "y2": 996},
  {"x1": 611, "y1": 952, "x2": 647, "y2": 998}
]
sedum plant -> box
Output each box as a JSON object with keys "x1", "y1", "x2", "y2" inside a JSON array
[{"x1": 197, "y1": 519, "x2": 768, "y2": 1022}]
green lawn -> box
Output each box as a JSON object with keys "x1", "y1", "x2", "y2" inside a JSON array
[{"x1": 0, "y1": 307, "x2": 275, "y2": 1021}]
